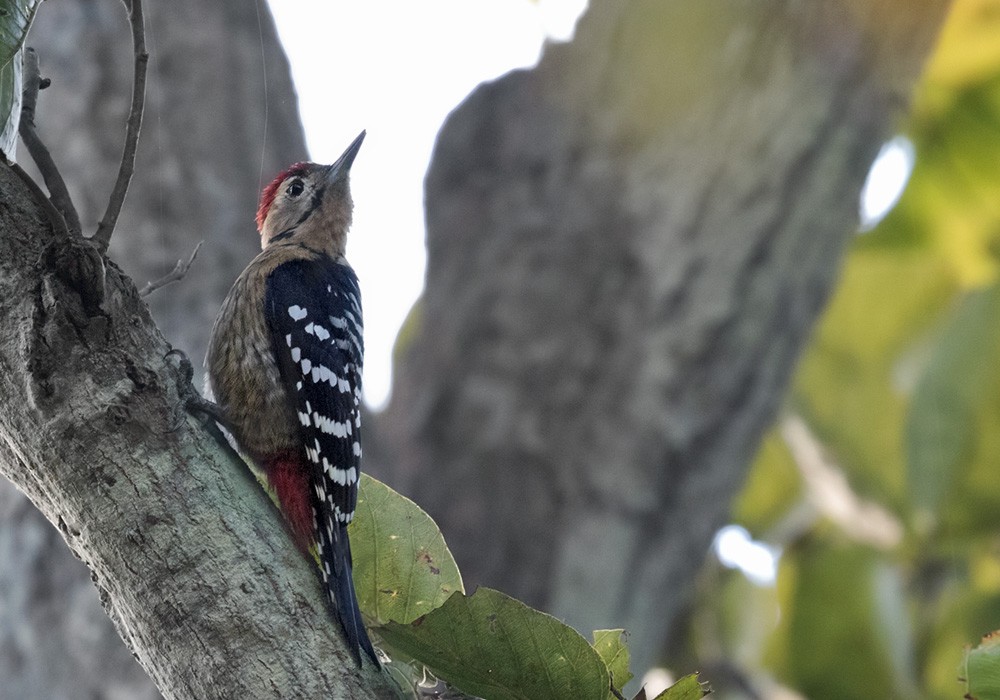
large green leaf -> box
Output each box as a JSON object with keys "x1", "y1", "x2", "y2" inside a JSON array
[
  {"x1": 378, "y1": 587, "x2": 613, "y2": 700},
  {"x1": 0, "y1": 0, "x2": 40, "y2": 157},
  {"x1": 350, "y1": 473, "x2": 463, "y2": 625}
]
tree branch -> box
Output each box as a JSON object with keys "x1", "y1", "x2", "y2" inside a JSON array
[
  {"x1": 18, "y1": 47, "x2": 81, "y2": 236},
  {"x1": 139, "y1": 242, "x2": 202, "y2": 298},
  {"x1": 91, "y1": 0, "x2": 148, "y2": 253},
  {"x1": 0, "y1": 164, "x2": 398, "y2": 698}
]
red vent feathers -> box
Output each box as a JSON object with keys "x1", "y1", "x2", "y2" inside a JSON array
[
  {"x1": 256, "y1": 162, "x2": 315, "y2": 231},
  {"x1": 260, "y1": 449, "x2": 315, "y2": 554}
]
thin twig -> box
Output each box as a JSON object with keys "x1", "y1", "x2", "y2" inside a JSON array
[
  {"x1": 18, "y1": 48, "x2": 82, "y2": 236},
  {"x1": 139, "y1": 241, "x2": 202, "y2": 297},
  {"x1": 91, "y1": 0, "x2": 147, "y2": 253}
]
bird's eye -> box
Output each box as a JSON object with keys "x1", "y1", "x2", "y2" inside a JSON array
[{"x1": 286, "y1": 179, "x2": 305, "y2": 197}]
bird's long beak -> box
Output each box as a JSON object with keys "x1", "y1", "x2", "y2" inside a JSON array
[{"x1": 327, "y1": 130, "x2": 366, "y2": 183}]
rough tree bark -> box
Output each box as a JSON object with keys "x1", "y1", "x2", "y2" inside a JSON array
[
  {"x1": 0, "y1": 174, "x2": 398, "y2": 696},
  {"x1": 0, "y1": 1, "x2": 311, "y2": 697},
  {"x1": 379, "y1": 0, "x2": 950, "y2": 681}
]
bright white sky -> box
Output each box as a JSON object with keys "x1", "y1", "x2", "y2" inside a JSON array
[
  {"x1": 859, "y1": 135, "x2": 915, "y2": 230},
  {"x1": 267, "y1": 0, "x2": 587, "y2": 407},
  {"x1": 267, "y1": 1, "x2": 910, "y2": 411}
]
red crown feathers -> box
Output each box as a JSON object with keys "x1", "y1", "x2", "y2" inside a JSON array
[{"x1": 256, "y1": 162, "x2": 316, "y2": 231}]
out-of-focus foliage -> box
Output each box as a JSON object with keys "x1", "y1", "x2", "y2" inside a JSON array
[
  {"x1": 677, "y1": 2, "x2": 1000, "y2": 698},
  {"x1": 731, "y1": 431, "x2": 800, "y2": 534},
  {"x1": 875, "y1": 0, "x2": 1000, "y2": 287},
  {"x1": 906, "y1": 283, "x2": 1000, "y2": 527},
  {"x1": 770, "y1": 544, "x2": 917, "y2": 698}
]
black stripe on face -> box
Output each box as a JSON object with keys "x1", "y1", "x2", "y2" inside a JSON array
[
  {"x1": 294, "y1": 188, "x2": 325, "y2": 227},
  {"x1": 271, "y1": 228, "x2": 296, "y2": 242}
]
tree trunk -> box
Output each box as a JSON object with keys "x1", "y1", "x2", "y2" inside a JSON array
[
  {"x1": 0, "y1": 170, "x2": 397, "y2": 697},
  {"x1": 0, "y1": 1, "x2": 309, "y2": 696},
  {"x1": 379, "y1": 0, "x2": 949, "y2": 682}
]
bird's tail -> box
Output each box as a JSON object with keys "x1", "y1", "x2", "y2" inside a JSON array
[{"x1": 319, "y1": 521, "x2": 380, "y2": 666}]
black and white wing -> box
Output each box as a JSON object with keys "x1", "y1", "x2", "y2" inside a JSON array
[{"x1": 264, "y1": 256, "x2": 376, "y2": 664}]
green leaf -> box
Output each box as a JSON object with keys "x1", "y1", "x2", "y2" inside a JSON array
[
  {"x1": 0, "y1": 48, "x2": 19, "y2": 157},
  {"x1": 350, "y1": 473, "x2": 463, "y2": 625},
  {"x1": 962, "y1": 631, "x2": 1000, "y2": 699},
  {"x1": 905, "y1": 282, "x2": 1000, "y2": 525},
  {"x1": 648, "y1": 674, "x2": 710, "y2": 700},
  {"x1": 0, "y1": 0, "x2": 41, "y2": 157},
  {"x1": 592, "y1": 629, "x2": 632, "y2": 692},
  {"x1": 0, "y1": 0, "x2": 38, "y2": 69},
  {"x1": 378, "y1": 587, "x2": 612, "y2": 700}
]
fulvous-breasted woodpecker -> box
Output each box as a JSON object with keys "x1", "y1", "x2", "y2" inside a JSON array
[{"x1": 205, "y1": 131, "x2": 378, "y2": 665}]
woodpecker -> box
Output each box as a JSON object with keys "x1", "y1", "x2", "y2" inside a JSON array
[{"x1": 205, "y1": 131, "x2": 378, "y2": 665}]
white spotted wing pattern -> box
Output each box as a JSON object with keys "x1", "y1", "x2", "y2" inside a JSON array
[
  {"x1": 263, "y1": 256, "x2": 370, "y2": 657},
  {"x1": 266, "y1": 258, "x2": 364, "y2": 525}
]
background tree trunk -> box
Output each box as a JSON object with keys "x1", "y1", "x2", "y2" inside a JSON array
[
  {"x1": 0, "y1": 1, "x2": 307, "y2": 696},
  {"x1": 378, "y1": 0, "x2": 949, "y2": 682}
]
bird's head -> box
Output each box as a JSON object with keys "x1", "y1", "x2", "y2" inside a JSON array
[{"x1": 256, "y1": 130, "x2": 366, "y2": 253}]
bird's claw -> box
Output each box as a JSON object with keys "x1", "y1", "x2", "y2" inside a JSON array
[
  {"x1": 165, "y1": 347, "x2": 194, "y2": 386},
  {"x1": 164, "y1": 347, "x2": 231, "y2": 431}
]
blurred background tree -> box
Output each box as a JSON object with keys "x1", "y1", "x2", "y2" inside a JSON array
[
  {"x1": 677, "y1": 2, "x2": 1000, "y2": 698},
  {"x1": 7, "y1": 0, "x2": 1000, "y2": 698}
]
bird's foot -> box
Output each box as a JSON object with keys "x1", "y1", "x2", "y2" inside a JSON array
[{"x1": 164, "y1": 348, "x2": 232, "y2": 431}]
